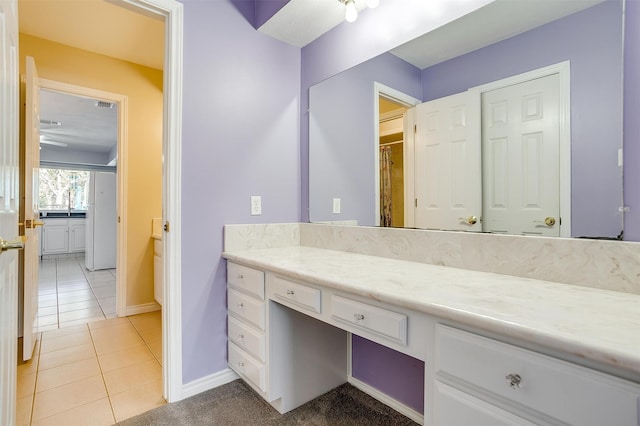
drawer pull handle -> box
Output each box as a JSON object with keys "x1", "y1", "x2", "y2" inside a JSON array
[
  {"x1": 238, "y1": 362, "x2": 245, "y2": 367},
  {"x1": 238, "y1": 334, "x2": 244, "y2": 340},
  {"x1": 237, "y1": 274, "x2": 244, "y2": 279},
  {"x1": 286, "y1": 289, "x2": 295, "y2": 295},
  {"x1": 238, "y1": 302, "x2": 244, "y2": 308},
  {"x1": 505, "y1": 373, "x2": 522, "y2": 389},
  {"x1": 353, "y1": 313, "x2": 365, "y2": 321}
]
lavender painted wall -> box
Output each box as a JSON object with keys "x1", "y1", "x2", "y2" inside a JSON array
[
  {"x1": 421, "y1": 1, "x2": 625, "y2": 239},
  {"x1": 309, "y1": 53, "x2": 421, "y2": 224},
  {"x1": 255, "y1": 0, "x2": 290, "y2": 28},
  {"x1": 624, "y1": 0, "x2": 640, "y2": 241},
  {"x1": 181, "y1": 0, "x2": 300, "y2": 384},
  {"x1": 351, "y1": 336, "x2": 425, "y2": 413}
]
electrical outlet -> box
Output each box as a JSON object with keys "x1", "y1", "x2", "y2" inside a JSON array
[
  {"x1": 251, "y1": 195, "x2": 262, "y2": 215},
  {"x1": 332, "y1": 198, "x2": 341, "y2": 214}
]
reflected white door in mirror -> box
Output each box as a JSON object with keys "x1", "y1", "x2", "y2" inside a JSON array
[{"x1": 406, "y1": 63, "x2": 569, "y2": 237}]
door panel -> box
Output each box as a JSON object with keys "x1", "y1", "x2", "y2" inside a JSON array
[
  {"x1": 0, "y1": 0, "x2": 21, "y2": 423},
  {"x1": 482, "y1": 74, "x2": 560, "y2": 236},
  {"x1": 21, "y1": 56, "x2": 41, "y2": 360},
  {"x1": 414, "y1": 91, "x2": 481, "y2": 232}
]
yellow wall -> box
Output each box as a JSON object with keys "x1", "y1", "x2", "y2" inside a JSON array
[{"x1": 19, "y1": 34, "x2": 163, "y2": 309}]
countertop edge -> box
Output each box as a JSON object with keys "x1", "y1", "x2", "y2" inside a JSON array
[{"x1": 222, "y1": 247, "x2": 640, "y2": 381}]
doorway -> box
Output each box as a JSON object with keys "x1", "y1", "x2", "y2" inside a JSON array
[{"x1": 37, "y1": 84, "x2": 123, "y2": 330}]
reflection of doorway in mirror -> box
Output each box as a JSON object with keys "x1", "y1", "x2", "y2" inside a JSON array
[{"x1": 379, "y1": 97, "x2": 408, "y2": 227}]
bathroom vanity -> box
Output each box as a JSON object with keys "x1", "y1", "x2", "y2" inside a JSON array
[{"x1": 223, "y1": 224, "x2": 640, "y2": 426}]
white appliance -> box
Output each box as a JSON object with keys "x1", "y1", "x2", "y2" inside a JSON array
[{"x1": 85, "y1": 171, "x2": 117, "y2": 271}]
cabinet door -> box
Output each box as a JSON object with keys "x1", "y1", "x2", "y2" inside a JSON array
[
  {"x1": 42, "y1": 226, "x2": 68, "y2": 254},
  {"x1": 69, "y1": 223, "x2": 86, "y2": 252},
  {"x1": 434, "y1": 381, "x2": 536, "y2": 426}
]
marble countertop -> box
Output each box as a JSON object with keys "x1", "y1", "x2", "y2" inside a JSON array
[{"x1": 223, "y1": 246, "x2": 640, "y2": 380}]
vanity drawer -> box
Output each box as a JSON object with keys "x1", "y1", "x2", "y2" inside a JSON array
[
  {"x1": 228, "y1": 288, "x2": 265, "y2": 331},
  {"x1": 435, "y1": 325, "x2": 640, "y2": 426},
  {"x1": 229, "y1": 342, "x2": 266, "y2": 393},
  {"x1": 228, "y1": 315, "x2": 265, "y2": 362},
  {"x1": 330, "y1": 295, "x2": 407, "y2": 345},
  {"x1": 270, "y1": 276, "x2": 321, "y2": 314},
  {"x1": 228, "y1": 262, "x2": 265, "y2": 300}
]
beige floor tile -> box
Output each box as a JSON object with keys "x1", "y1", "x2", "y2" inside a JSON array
[
  {"x1": 17, "y1": 358, "x2": 39, "y2": 376},
  {"x1": 31, "y1": 397, "x2": 115, "y2": 426},
  {"x1": 16, "y1": 394, "x2": 33, "y2": 426},
  {"x1": 110, "y1": 379, "x2": 165, "y2": 422},
  {"x1": 38, "y1": 343, "x2": 96, "y2": 371},
  {"x1": 93, "y1": 329, "x2": 145, "y2": 356},
  {"x1": 59, "y1": 315, "x2": 108, "y2": 328},
  {"x1": 97, "y1": 343, "x2": 154, "y2": 373},
  {"x1": 36, "y1": 357, "x2": 102, "y2": 393},
  {"x1": 104, "y1": 359, "x2": 162, "y2": 395},
  {"x1": 88, "y1": 316, "x2": 130, "y2": 331},
  {"x1": 41, "y1": 324, "x2": 87, "y2": 340},
  {"x1": 32, "y1": 375, "x2": 107, "y2": 421},
  {"x1": 40, "y1": 330, "x2": 92, "y2": 354},
  {"x1": 147, "y1": 339, "x2": 163, "y2": 365},
  {"x1": 17, "y1": 371, "x2": 37, "y2": 398}
]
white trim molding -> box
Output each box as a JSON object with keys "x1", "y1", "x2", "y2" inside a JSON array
[
  {"x1": 38, "y1": 78, "x2": 130, "y2": 319},
  {"x1": 373, "y1": 82, "x2": 421, "y2": 227},
  {"x1": 182, "y1": 368, "x2": 240, "y2": 400},
  {"x1": 125, "y1": 302, "x2": 161, "y2": 316},
  {"x1": 114, "y1": 0, "x2": 184, "y2": 403}
]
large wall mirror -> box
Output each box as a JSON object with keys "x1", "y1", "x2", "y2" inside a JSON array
[{"x1": 309, "y1": 0, "x2": 628, "y2": 240}]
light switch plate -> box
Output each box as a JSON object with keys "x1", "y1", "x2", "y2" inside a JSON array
[
  {"x1": 251, "y1": 195, "x2": 262, "y2": 215},
  {"x1": 332, "y1": 198, "x2": 341, "y2": 214}
]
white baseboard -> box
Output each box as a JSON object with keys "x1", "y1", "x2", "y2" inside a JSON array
[
  {"x1": 182, "y1": 368, "x2": 239, "y2": 400},
  {"x1": 125, "y1": 302, "x2": 161, "y2": 316},
  {"x1": 348, "y1": 376, "x2": 424, "y2": 425}
]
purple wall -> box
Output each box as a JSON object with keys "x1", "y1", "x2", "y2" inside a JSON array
[
  {"x1": 624, "y1": 0, "x2": 640, "y2": 241},
  {"x1": 181, "y1": 0, "x2": 300, "y2": 383},
  {"x1": 421, "y1": 1, "x2": 625, "y2": 239},
  {"x1": 351, "y1": 336, "x2": 425, "y2": 413},
  {"x1": 255, "y1": 0, "x2": 290, "y2": 28},
  {"x1": 309, "y1": 53, "x2": 421, "y2": 224}
]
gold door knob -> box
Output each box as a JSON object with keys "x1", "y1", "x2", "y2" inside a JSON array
[
  {"x1": 459, "y1": 216, "x2": 478, "y2": 225},
  {"x1": 25, "y1": 219, "x2": 45, "y2": 228},
  {"x1": 0, "y1": 235, "x2": 25, "y2": 253},
  {"x1": 33, "y1": 220, "x2": 44, "y2": 227},
  {"x1": 544, "y1": 217, "x2": 556, "y2": 226}
]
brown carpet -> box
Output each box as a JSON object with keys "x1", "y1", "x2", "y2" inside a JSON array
[{"x1": 117, "y1": 380, "x2": 419, "y2": 425}]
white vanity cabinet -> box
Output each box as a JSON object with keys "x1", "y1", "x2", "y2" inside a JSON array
[
  {"x1": 433, "y1": 325, "x2": 640, "y2": 426},
  {"x1": 225, "y1": 255, "x2": 640, "y2": 426},
  {"x1": 226, "y1": 262, "x2": 267, "y2": 393}
]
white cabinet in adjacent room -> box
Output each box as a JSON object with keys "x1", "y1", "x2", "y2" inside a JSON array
[{"x1": 41, "y1": 218, "x2": 86, "y2": 255}]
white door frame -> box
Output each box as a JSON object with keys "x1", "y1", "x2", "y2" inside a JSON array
[
  {"x1": 373, "y1": 82, "x2": 421, "y2": 227},
  {"x1": 39, "y1": 79, "x2": 128, "y2": 314},
  {"x1": 114, "y1": 0, "x2": 183, "y2": 402},
  {"x1": 472, "y1": 61, "x2": 571, "y2": 237}
]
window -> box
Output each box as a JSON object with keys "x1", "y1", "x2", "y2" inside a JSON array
[{"x1": 38, "y1": 168, "x2": 90, "y2": 211}]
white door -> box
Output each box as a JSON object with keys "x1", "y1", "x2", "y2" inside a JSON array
[
  {"x1": 413, "y1": 91, "x2": 481, "y2": 231},
  {"x1": 0, "y1": 0, "x2": 21, "y2": 423},
  {"x1": 482, "y1": 74, "x2": 560, "y2": 236},
  {"x1": 21, "y1": 56, "x2": 41, "y2": 360}
]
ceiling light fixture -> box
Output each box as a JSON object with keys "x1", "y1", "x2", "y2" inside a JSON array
[{"x1": 339, "y1": 0, "x2": 380, "y2": 23}]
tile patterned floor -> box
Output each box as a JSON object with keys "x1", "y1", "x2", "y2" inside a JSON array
[
  {"x1": 17, "y1": 311, "x2": 164, "y2": 425},
  {"x1": 38, "y1": 256, "x2": 117, "y2": 332},
  {"x1": 16, "y1": 255, "x2": 165, "y2": 424}
]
